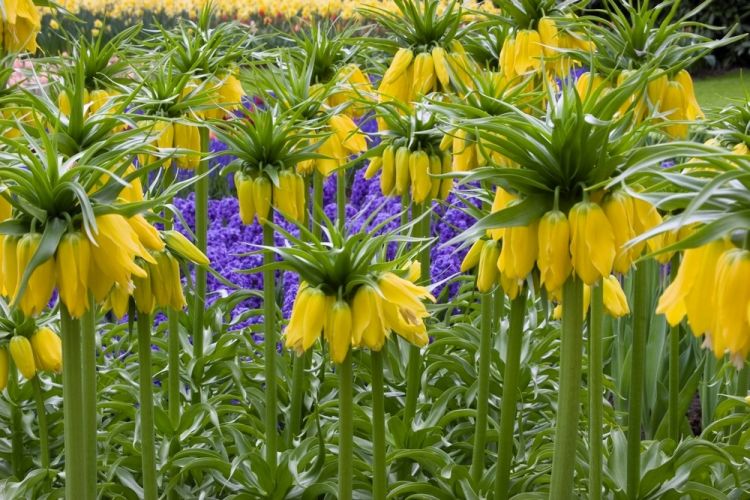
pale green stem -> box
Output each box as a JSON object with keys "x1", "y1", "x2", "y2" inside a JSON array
[
  {"x1": 732, "y1": 365, "x2": 748, "y2": 443},
  {"x1": 627, "y1": 264, "x2": 650, "y2": 500},
  {"x1": 8, "y1": 362, "x2": 24, "y2": 477},
  {"x1": 668, "y1": 256, "x2": 681, "y2": 442},
  {"x1": 338, "y1": 352, "x2": 354, "y2": 500},
  {"x1": 163, "y1": 212, "x2": 181, "y2": 425},
  {"x1": 371, "y1": 349, "x2": 387, "y2": 500},
  {"x1": 61, "y1": 305, "x2": 86, "y2": 498},
  {"x1": 287, "y1": 354, "x2": 305, "y2": 447},
  {"x1": 549, "y1": 276, "x2": 584, "y2": 498},
  {"x1": 81, "y1": 295, "x2": 97, "y2": 498},
  {"x1": 32, "y1": 377, "x2": 50, "y2": 469},
  {"x1": 589, "y1": 282, "x2": 604, "y2": 500},
  {"x1": 137, "y1": 312, "x2": 158, "y2": 500},
  {"x1": 471, "y1": 292, "x2": 493, "y2": 485},
  {"x1": 495, "y1": 290, "x2": 527, "y2": 499},
  {"x1": 403, "y1": 202, "x2": 430, "y2": 425},
  {"x1": 263, "y1": 223, "x2": 278, "y2": 469},
  {"x1": 192, "y1": 126, "x2": 210, "y2": 403}
]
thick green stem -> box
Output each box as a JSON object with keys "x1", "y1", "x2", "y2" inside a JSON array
[
  {"x1": 471, "y1": 292, "x2": 494, "y2": 485},
  {"x1": 137, "y1": 313, "x2": 158, "y2": 500},
  {"x1": 263, "y1": 223, "x2": 278, "y2": 469},
  {"x1": 588, "y1": 282, "x2": 604, "y2": 500},
  {"x1": 627, "y1": 264, "x2": 650, "y2": 500},
  {"x1": 61, "y1": 305, "x2": 86, "y2": 498},
  {"x1": 371, "y1": 349, "x2": 387, "y2": 500},
  {"x1": 549, "y1": 276, "x2": 584, "y2": 498},
  {"x1": 286, "y1": 354, "x2": 305, "y2": 447},
  {"x1": 403, "y1": 202, "x2": 431, "y2": 425},
  {"x1": 701, "y1": 353, "x2": 717, "y2": 429},
  {"x1": 163, "y1": 214, "x2": 181, "y2": 425},
  {"x1": 338, "y1": 352, "x2": 354, "y2": 500},
  {"x1": 668, "y1": 256, "x2": 681, "y2": 442},
  {"x1": 81, "y1": 295, "x2": 97, "y2": 498},
  {"x1": 167, "y1": 310, "x2": 180, "y2": 425},
  {"x1": 495, "y1": 290, "x2": 527, "y2": 499},
  {"x1": 286, "y1": 174, "x2": 320, "y2": 445},
  {"x1": 494, "y1": 287, "x2": 506, "y2": 331},
  {"x1": 732, "y1": 365, "x2": 748, "y2": 443},
  {"x1": 8, "y1": 363, "x2": 24, "y2": 477},
  {"x1": 192, "y1": 127, "x2": 210, "y2": 403},
  {"x1": 32, "y1": 377, "x2": 50, "y2": 469}
]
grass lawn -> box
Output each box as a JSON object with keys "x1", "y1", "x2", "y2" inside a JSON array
[{"x1": 693, "y1": 68, "x2": 750, "y2": 112}]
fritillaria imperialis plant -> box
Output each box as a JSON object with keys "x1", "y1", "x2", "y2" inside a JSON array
[{"x1": 259, "y1": 210, "x2": 435, "y2": 500}]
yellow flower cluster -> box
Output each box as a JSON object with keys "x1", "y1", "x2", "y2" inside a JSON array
[
  {"x1": 378, "y1": 44, "x2": 472, "y2": 105},
  {"x1": 441, "y1": 125, "x2": 515, "y2": 172},
  {"x1": 551, "y1": 275, "x2": 630, "y2": 319},
  {"x1": 0, "y1": 328, "x2": 62, "y2": 386},
  {"x1": 284, "y1": 270, "x2": 434, "y2": 364},
  {"x1": 139, "y1": 120, "x2": 201, "y2": 170},
  {"x1": 500, "y1": 18, "x2": 592, "y2": 79},
  {"x1": 235, "y1": 170, "x2": 306, "y2": 225},
  {"x1": 54, "y1": 0, "x2": 495, "y2": 23},
  {"x1": 575, "y1": 69, "x2": 703, "y2": 138},
  {"x1": 462, "y1": 188, "x2": 665, "y2": 301},
  {"x1": 140, "y1": 76, "x2": 244, "y2": 170},
  {"x1": 2, "y1": 0, "x2": 41, "y2": 53},
  {"x1": 298, "y1": 114, "x2": 367, "y2": 177},
  {"x1": 58, "y1": 88, "x2": 119, "y2": 118},
  {"x1": 364, "y1": 146, "x2": 452, "y2": 203},
  {"x1": 657, "y1": 240, "x2": 750, "y2": 368},
  {"x1": 647, "y1": 71, "x2": 703, "y2": 138}
]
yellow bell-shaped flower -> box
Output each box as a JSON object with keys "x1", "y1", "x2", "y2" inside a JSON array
[
  {"x1": 497, "y1": 220, "x2": 539, "y2": 281},
  {"x1": 656, "y1": 239, "x2": 731, "y2": 335},
  {"x1": 56, "y1": 232, "x2": 91, "y2": 318},
  {"x1": 569, "y1": 201, "x2": 616, "y2": 285},
  {"x1": 537, "y1": 210, "x2": 572, "y2": 293},
  {"x1": 711, "y1": 248, "x2": 750, "y2": 368},
  {"x1": 325, "y1": 300, "x2": 353, "y2": 364},
  {"x1": 15, "y1": 233, "x2": 56, "y2": 317}
]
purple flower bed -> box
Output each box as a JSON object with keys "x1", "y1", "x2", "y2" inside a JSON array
[{"x1": 169, "y1": 118, "x2": 476, "y2": 330}]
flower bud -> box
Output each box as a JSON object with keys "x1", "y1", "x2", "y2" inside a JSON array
[
  {"x1": 31, "y1": 327, "x2": 62, "y2": 373},
  {"x1": 162, "y1": 230, "x2": 209, "y2": 266},
  {"x1": 9, "y1": 336, "x2": 36, "y2": 380}
]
